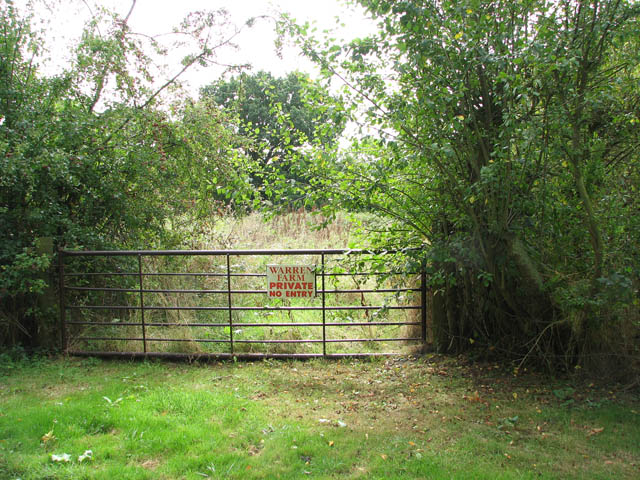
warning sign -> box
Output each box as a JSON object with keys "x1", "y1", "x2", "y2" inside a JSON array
[{"x1": 266, "y1": 265, "x2": 316, "y2": 298}]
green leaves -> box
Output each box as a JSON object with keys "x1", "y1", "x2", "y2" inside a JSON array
[
  {"x1": 1, "y1": 1, "x2": 255, "y2": 347},
  {"x1": 201, "y1": 70, "x2": 346, "y2": 209},
  {"x1": 275, "y1": 0, "x2": 640, "y2": 369}
]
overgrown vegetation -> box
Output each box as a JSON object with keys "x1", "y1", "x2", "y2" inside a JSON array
[
  {"x1": 0, "y1": 1, "x2": 256, "y2": 348},
  {"x1": 1, "y1": 0, "x2": 639, "y2": 376},
  {"x1": 278, "y1": 0, "x2": 640, "y2": 374},
  {"x1": 61, "y1": 211, "x2": 422, "y2": 356}
]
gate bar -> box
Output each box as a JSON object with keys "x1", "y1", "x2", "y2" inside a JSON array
[
  {"x1": 69, "y1": 351, "x2": 402, "y2": 360},
  {"x1": 138, "y1": 254, "x2": 147, "y2": 353},
  {"x1": 226, "y1": 253, "x2": 233, "y2": 355},
  {"x1": 66, "y1": 321, "x2": 421, "y2": 328},
  {"x1": 321, "y1": 253, "x2": 326, "y2": 357},
  {"x1": 63, "y1": 271, "x2": 417, "y2": 277},
  {"x1": 60, "y1": 248, "x2": 381, "y2": 256},
  {"x1": 76, "y1": 337, "x2": 422, "y2": 344},
  {"x1": 58, "y1": 248, "x2": 68, "y2": 353},
  {"x1": 421, "y1": 268, "x2": 427, "y2": 343},
  {"x1": 63, "y1": 286, "x2": 420, "y2": 295},
  {"x1": 66, "y1": 305, "x2": 421, "y2": 311}
]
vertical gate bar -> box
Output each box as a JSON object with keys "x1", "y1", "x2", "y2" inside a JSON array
[
  {"x1": 321, "y1": 253, "x2": 326, "y2": 357},
  {"x1": 420, "y1": 268, "x2": 427, "y2": 344},
  {"x1": 138, "y1": 254, "x2": 147, "y2": 353},
  {"x1": 58, "y1": 248, "x2": 67, "y2": 353},
  {"x1": 227, "y1": 253, "x2": 234, "y2": 355}
]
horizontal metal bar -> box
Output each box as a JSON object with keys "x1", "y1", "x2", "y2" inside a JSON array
[
  {"x1": 224, "y1": 321, "x2": 419, "y2": 328},
  {"x1": 62, "y1": 249, "x2": 352, "y2": 257},
  {"x1": 76, "y1": 336, "x2": 421, "y2": 344},
  {"x1": 187, "y1": 321, "x2": 417, "y2": 328},
  {"x1": 323, "y1": 272, "x2": 420, "y2": 276},
  {"x1": 325, "y1": 321, "x2": 420, "y2": 327},
  {"x1": 70, "y1": 321, "x2": 233, "y2": 328},
  {"x1": 63, "y1": 272, "x2": 416, "y2": 279},
  {"x1": 64, "y1": 272, "x2": 138, "y2": 277},
  {"x1": 68, "y1": 305, "x2": 142, "y2": 310},
  {"x1": 234, "y1": 339, "x2": 322, "y2": 344},
  {"x1": 77, "y1": 336, "x2": 228, "y2": 343},
  {"x1": 61, "y1": 248, "x2": 418, "y2": 257},
  {"x1": 64, "y1": 286, "x2": 420, "y2": 295},
  {"x1": 141, "y1": 304, "x2": 404, "y2": 311},
  {"x1": 65, "y1": 287, "x2": 266, "y2": 294},
  {"x1": 65, "y1": 287, "x2": 141, "y2": 293},
  {"x1": 67, "y1": 321, "x2": 143, "y2": 326},
  {"x1": 142, "y1": 272, "x2": 265, "y2": 278},
  {"x1": 326, "y1": 337, "x2": 422, "y2": 343},
  {"x1": 64, "y1": 272, "x2": 265, "y2": 278},
  {"x1": 143, "y1": 322, "x2": 319, "y2": 328},
  {"x1": 77, "y1": 337, "x2": 319, "y2": 344},
  {"x1": 320, "y1": 288, "x2": 420, "y2": 294},
  {"x1": 68, "y1": 320, "x2": 421, "y2": 328},
  {"x1": 67, "y1": 305, "x2": 421, "y2": 311},
  {"x1": 143, "y1": 289, "x2": 263, "y2": 294},
  {"x1": 67, "y1": 351, "x2": 402, "y2": 360},
  {"x1": 77, "y1": 336, "x2": 144, "y2": 341}
]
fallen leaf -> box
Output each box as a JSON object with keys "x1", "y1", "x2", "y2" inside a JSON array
[
  {"x1": 141, "y1": 459, "x2": 160, "y2": 470},
  {"x1": 41, "y1": 429, "x2": 56, "y2": 444},
  {"x1": 247, "y1": 445, "x2": 261, "y2": 456},
  {"x1": 588, "y1": 427, "x2": 604, "y2": 437},
  {"x1": 380, "y1": 454, "x2": 388, "y2": 460},
  {"x1": 467, "y1": 391, "x2": 482, "y2": 403}
]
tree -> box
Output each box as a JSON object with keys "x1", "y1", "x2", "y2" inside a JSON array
[
  {"x1": 200, "y1": 70, "x2": 346, "y2": 205},
  {"x1": 0, "y1": 1, "x2": 252, "y2": 347},
  {"x1": 281, "y1": 0, "x2": 640, "y2": 371}
]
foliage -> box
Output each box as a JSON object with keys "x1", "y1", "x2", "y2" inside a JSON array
[
  {"x1": 279, "y1": 0, "x2": 640, "y2": 371},
  {"x1": 0, "y1": 1, "x2": 254, "y2": 347},
  {"x1": 200, "y1": 70, "x2": 347, "y2": 205}
]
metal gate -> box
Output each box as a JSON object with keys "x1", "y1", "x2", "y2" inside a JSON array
[{"x1": 58, "y1": 248, "x2": 427, "y2": 359}]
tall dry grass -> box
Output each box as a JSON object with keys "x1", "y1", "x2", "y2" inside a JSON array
[{"x1": 67, "y1": 211, "x2": 423, "y2": 355}]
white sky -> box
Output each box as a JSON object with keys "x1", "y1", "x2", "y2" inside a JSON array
[{"x1": 34, "y1": 0, "x2": 378, "y2": 98}]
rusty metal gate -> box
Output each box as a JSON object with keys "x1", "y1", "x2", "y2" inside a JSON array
[{"x1": 58, "y1": 248, "x2": 427, "y2": 359}]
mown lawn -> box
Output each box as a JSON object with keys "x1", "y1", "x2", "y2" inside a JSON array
[{"x1": 0, "y1": 355, "x2": 638, "y2": 479}]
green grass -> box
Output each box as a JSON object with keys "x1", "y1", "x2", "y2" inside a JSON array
[{"x1": 1, "y1": 355, "x2": 638, "y2": 479}]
